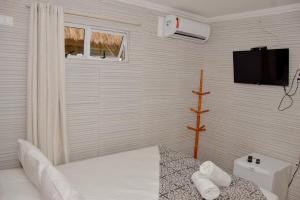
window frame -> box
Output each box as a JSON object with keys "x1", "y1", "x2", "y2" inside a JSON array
[
  {"x1": 64, "y1": 23, "x2": 128, "y2": 63},
  {"x1": 64, "y1": 24, "x2": 88, "y2": 59}
]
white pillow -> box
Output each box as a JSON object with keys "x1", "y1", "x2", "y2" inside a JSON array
[
  {"x1": 23, "y1": 149, "x2": 50, "y2": 188},
  {"x1": 17, "y1": 139, "x2": 50, "y2": 188},
  {"x1": 40, "y1": 164, "x2": 84, "y2": 200},
  {"x1": 17, "y1": 139, "x2": 42, "y2": 165}
]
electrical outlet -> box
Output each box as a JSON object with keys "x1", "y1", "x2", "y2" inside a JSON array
[
  {"x1": 297, "y1": 71, "x2": 300, "y2": 82},
  {"x1": 0, "y1": 15, "x2": 13, "y2": 27}
]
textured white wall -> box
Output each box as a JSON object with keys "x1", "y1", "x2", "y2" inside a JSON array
[
  {"x1": 199, "y1": 11, "x2": 300, "y2": 200},
  {"x1": 1, "y1": 1, "x2": 299, "y2": 199},
  {"x1": 0, "y1": 0, "x2": 29, "y2": 169},
  {"x1": 0, "y1": 0, "x2": 202, "y2": 168}
]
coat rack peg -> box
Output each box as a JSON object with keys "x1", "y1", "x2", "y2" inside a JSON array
[
  {"x1": 192, "y1": 90, "x2": 200, "y2": 95},
  {"x1": 187, "y1": 126, "x2": 197, "y2": 132},
  {"x1": 201, "y1": 91, "x2": 211, "y2": 96},
  {"x1": 190, "y1": 108, "x2": 199, "y2": 114},
  {"x1": 187, "y1": 69, "x2": 210, "y2": 159},
  {"x1": 200, "y1": 109, "x2": 209, "y2": 114},
  {"x1": 199, "y1": 125, "x2": 206, "y2": 131},
  {"x1": 192, "y1": 91, "x2": 210, "y2": 96}
]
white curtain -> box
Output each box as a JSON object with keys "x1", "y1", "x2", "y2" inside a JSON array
[{"x1": 27, "y1": 2, "x2": 69, "y2": 165}]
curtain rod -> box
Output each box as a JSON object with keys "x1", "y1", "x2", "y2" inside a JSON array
[{"x1": 25, "y1": 5, "x2": 141, "y2": 27}]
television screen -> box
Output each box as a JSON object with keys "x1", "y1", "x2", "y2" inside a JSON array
[{"x1": 233, "y1": 48, "x2": 289, "y2": 86}]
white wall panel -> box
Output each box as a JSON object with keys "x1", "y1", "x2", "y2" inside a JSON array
[
  {"x1": 0, "y1": 0, "x2": 202, "y2": 168},
  {"x1": 200, "y1": 11, "x2": 300, "y2": 200},
  {"x1": 2, "y1": 1, "x2": 298, "y2": 199},
  {"x1": 0, "y1": 0, "x2": 30, "y2": 169}
]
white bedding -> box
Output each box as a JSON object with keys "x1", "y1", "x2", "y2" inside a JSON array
[
  {"x1": 0, "y1": 146, "x2": 278, "y2": 200},
  {"x1": 0, "y1": 168, "x2": 41, "y2": 200},
  {"x1": 58, "y1": 146, "x2": 160, "y2": 200}
]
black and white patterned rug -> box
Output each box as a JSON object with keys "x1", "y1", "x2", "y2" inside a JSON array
[{"x1": 159, "y1": 146, "x2": 267, "y2": 200}]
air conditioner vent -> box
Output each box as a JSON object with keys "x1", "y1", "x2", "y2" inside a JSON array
[{"x1": 174, "y1": 31, "x2": 206, "y2": 40}]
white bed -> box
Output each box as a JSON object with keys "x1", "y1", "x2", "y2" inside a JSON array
[{"x1": 0, "y1": 146, "x2": 278, "y2": 200}]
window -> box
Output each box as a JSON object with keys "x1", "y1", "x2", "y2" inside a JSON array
[
  {"x1": 90, "y1": 31, "x2": 126, "y2": 61},
  {"x1": 64, "y1": 27, "x2": 85, "y2": 57},
  {"x1": 64, "y1": 25, "x2": 127, "y2": 62}
]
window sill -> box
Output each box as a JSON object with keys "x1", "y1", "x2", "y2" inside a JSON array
[{"x1": 65, "y1": 55, "x2": 128, "y2": 63}]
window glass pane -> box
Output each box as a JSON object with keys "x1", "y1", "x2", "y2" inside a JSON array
[
  {"x1": 90, "y1": 31, "x2": 125, "y2": 61},
  {"x1": 64, "y1": 27, "x2": 85, "y2": 57}
]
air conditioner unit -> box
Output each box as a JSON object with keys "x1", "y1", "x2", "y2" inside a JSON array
[{"x1": 157, "y1": 15, "x2": 210, "y2": 43}]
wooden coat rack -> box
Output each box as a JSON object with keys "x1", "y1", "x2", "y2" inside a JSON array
[{"x1": 187, "y1": 69, "x2": 210, "y2": 159}]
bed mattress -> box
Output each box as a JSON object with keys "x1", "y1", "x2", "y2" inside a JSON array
[
  {"x1": 0, "y1": 168, "x2": 41, "y2": 200},
  {"x1": 58, "y1": 146, "x2": 160, "y2": 200},
  {"x1": 0, "y1": 146, "x2": 278, "y2": 200}
]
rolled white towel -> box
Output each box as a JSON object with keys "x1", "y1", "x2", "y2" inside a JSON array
[
  {"x1": 199, "y1": 161, "x2": 232, "y2": 187},
  {"x1": 191, "y1": 171, "x2": 220, "y2": 200}
]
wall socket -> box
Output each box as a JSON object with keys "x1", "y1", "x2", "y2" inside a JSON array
[
  {"x1": 297, "y1": 70, "x2": 300, "y2": 82},
  {"x1": 0, "y1": 15, "x2": 14, "y2": 27}
]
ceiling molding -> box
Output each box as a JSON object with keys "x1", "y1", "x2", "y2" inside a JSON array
[
  {"x1": 206, "y1": 3, "x2": 300, "y2": 22},
  {"x1": 115, "y1": 0, "x2": 207, "y2": 22},
  {"x1": 115, "y1": 0, "x2": 300, "y2": 23}
]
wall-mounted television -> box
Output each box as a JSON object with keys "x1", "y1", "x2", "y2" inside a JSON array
[{"x1": 233, "y1": 48, "x2": 289, "y2": 86}]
